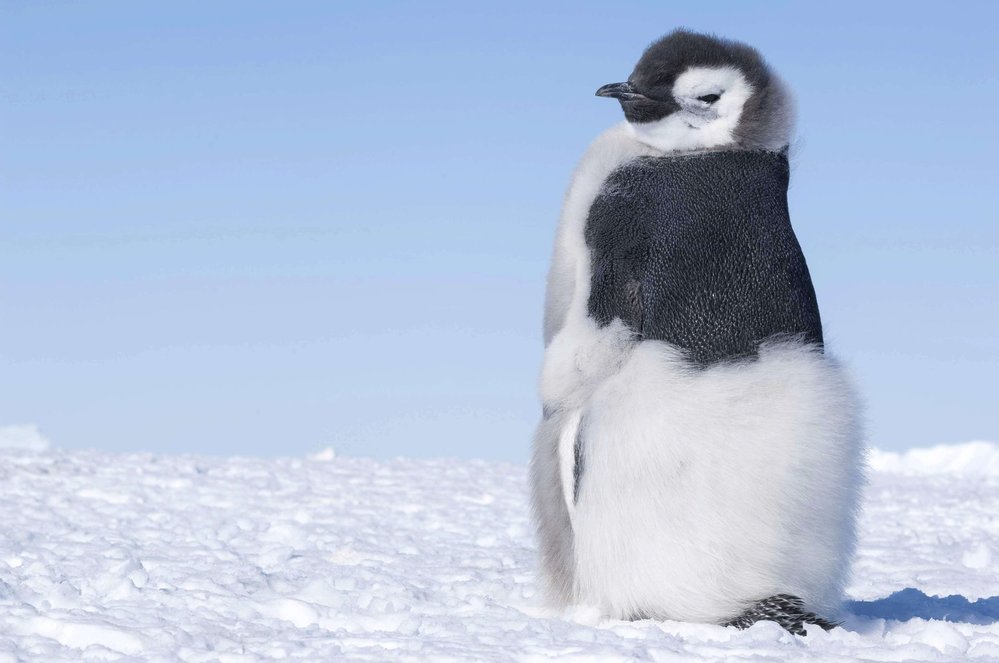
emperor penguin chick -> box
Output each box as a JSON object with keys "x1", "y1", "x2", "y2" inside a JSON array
[{"x1": 530, "y1": 29, "x2": 864, "y2": 635}]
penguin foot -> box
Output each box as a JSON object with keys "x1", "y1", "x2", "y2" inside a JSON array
[{"x1": 721, "y1": 594, "x2": 839, "y2": 636}]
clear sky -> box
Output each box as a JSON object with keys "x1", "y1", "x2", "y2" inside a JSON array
[{"x1": 2, "y1": 1, "x2": 997, "y2": 461}]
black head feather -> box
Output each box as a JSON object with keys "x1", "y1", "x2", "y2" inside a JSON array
[{"x1": 606, "y1": 29, "x2": 793, "y2": 150}]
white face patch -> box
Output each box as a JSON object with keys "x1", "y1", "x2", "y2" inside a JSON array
[{"x1": 628, "y1": 66, "x2": 754, "y2": 153}]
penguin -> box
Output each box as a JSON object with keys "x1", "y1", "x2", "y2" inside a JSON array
[{"x1": 530, "y1": 29, "x2": 864, "y2": 635}]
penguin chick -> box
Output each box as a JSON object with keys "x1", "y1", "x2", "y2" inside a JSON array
[
  {"x1": 531, "y1": 28, "x2": 864, "y2": 636},
  {"x1": 595, "y1": 28, "x2": 794, "y2": 153}
]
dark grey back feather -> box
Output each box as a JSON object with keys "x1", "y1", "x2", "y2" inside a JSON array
[{"x1": 584, "y1": 149, "x2": 822, "y2": 366}]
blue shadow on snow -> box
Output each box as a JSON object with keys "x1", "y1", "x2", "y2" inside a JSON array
[{"x1": 847, "y1": 588, "x2": 999, "y2": 625}]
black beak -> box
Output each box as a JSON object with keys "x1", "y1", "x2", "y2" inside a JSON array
[{"x1": 595, "y1": 81, "x2": 647, "y2": 101}]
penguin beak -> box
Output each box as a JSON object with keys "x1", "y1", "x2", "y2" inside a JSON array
[{"x1": 595, "y1": 82, "x2": 647, "y2": 101}]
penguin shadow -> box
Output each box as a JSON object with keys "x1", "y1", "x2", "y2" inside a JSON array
[{"x1": 844, "y1": 588, "x2": 999, "y2": 626}]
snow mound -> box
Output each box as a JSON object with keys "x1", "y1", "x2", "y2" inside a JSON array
[
  {"x1": 0, "y1": 424, "x2": 50, "y2": 451},
  {"x1": 869, "y1": 440, "x2": 999, "y2": 476},
  {"x1": 0, "y1": 446, "x2": 996, "y2": 661}
]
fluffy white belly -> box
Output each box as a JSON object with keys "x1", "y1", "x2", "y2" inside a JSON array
[{"x1": 567, "y1": 339, "x2": 862, "y2": 622}]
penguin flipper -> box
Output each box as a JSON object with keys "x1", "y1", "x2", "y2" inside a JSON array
[
  {"x1": 721, "y1": 594, "x2": 840, "y2": 636},
  {"x1": 529, "y1": 409, "x2": 578, "y2": 606}
]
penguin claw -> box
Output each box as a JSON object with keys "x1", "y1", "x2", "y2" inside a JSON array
[{"x1": 721, "y1": 594, "x2": 839, "y2": 636}]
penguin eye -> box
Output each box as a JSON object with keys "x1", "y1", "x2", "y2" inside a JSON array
[{"x1": 697, "y1": 93, "x2": 721, "y2": 104}]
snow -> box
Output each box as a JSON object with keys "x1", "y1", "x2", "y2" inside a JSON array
[
  {"x1": 0, "y1": 425, "x2": 50, "y2": 451},
  {"x1": 0, "y1": 442, "x2": 996, "y2": 662},
  {"x1": 870, "y1": 441, "x2": 999, "y2": 476}
]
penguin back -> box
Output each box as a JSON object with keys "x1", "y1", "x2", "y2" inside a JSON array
[{"x1": 584, "y1": 149, "x2": 822, "y2": 366}]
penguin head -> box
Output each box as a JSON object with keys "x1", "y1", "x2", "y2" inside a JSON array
[{"x1": 596, "y1": 29, "x2": 793, "y2": 153}]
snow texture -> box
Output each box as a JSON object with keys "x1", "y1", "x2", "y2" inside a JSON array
[
  {"x1": 0, "y1": 425, "x2": 50, "y2": 452},
  {"x1": 0, "y1": 442, "x2": 997, "y2": 662}
]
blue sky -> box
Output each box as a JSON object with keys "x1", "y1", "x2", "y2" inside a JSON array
[{"x1": 2, "y1": 1, "x2": 996, "y2": 461}]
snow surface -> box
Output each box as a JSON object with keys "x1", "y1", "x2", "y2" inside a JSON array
[
  {"x1": 0, "y1": 443, "x2": 997, "y2": 662},
  {"x1": 0, "y1": 425, "x2": 50, "y2": 452},
  {"x1": 870, "y1": 441, "x2": 999, "y2": 477}
]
